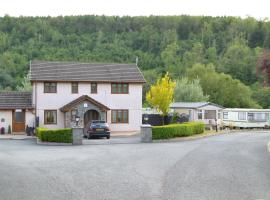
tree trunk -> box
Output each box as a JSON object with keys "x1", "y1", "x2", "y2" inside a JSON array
[{"x1": 162, "y1": 115, "x2": 165, "y2": 126}]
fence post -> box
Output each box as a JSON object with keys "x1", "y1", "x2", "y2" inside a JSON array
[
  {"x1": 141, "y1": 124, "x2": 152, "y2": 143},
  {"x1": 72, "y1": 127, "x2": 83, "y2": 145}
]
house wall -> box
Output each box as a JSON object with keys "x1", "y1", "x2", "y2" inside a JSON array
[
  {"x1": 25, "y1": 111, "x2": 35, "y2": 128},
  {"x1": 34, "y1": 82, "x2": 143, "y2": 132},
  {"x1": 0, "y1": 110, "x2": 12, "y2": 132}
]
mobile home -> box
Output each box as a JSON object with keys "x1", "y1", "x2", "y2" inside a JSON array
[
  {"x1": 170, "y1": 102, "x2": 224, "y2": 126},
  {"x1": 222, "y1": 108, "x2": 270, "y2": 128}
]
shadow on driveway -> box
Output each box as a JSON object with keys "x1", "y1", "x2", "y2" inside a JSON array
[{"x1": 83, "y1": 135, "x2": 141, "y2": 145}]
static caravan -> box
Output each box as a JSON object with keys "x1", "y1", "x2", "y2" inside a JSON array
[
  {"x1": 170, "y1": 102, "x2": 224, "y2": 126},
  {"x1": 222, "y1": 108, "x2": 270, "y2": 128}
]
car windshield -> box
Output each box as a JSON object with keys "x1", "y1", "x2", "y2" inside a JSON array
[{"x1": 91, "y1": 120, "x2": 106, "y2": 124}]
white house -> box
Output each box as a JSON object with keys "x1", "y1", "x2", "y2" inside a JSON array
[
  {"x1": 222, "y1": 108, "x2": 270, "y2": 128},
  {"x1": 0, "y1": 60, "x2": 145, "y2": 134},
  {"x1": 170, "y1": 102, "x2": 224, "y2": 126}
]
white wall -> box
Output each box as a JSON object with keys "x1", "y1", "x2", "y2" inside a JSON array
[
  {"x1": 34, "y1": 82, "x2": 143, "y2": 132},
  {"x1": 0, "y1": 111, "x2": 12, "y2": 132},
  {"x1": 25, "y1": 111, "x2": 35, "y2": 128}
]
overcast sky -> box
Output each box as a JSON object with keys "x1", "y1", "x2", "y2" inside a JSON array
[{"x1": 0, "y1": 0, "x2": 269, "y2": 19}]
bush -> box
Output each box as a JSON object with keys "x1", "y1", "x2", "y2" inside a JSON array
[
  {"x1": 36, "y1": 127, "x2": 72, "y2": 143},
  {"x1": 152, "y1": 122, "x2": 205, "y2": 140}
]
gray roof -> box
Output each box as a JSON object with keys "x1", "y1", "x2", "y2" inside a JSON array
[
  {"x1": 0, "y1": 92, "x2": 33, "y2": 109},
  {"x1": 170, "y1": 102, "x2": 224, "y2": 109},
  {"x1": 30, "y1": 61, "x2": 146, "y2": 83}
]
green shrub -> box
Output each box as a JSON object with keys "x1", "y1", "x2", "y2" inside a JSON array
[
  {"x1": 37, "y1": 128, "x2": 72, "y2": 143},
  {"x1": 152, "y1": 122, "x2": 205, "y2": 140}
]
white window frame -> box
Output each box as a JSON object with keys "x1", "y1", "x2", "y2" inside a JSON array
[
  {"x1": 238, "y1": 112, "x2": 246, "y2": 120},
  {"x1": 197, "y1": 110, "x2": 202, "y2": 120},
  {"x1": 223, "y1": 112, "x2": 228, "y2": 120}
]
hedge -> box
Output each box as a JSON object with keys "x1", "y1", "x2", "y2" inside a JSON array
[
  {"x1": 152, "y1": 122, "x2": 205, "y2": 140},
  {"x1": 36, "y1": 127, "x2": 72, "y2": 143}
]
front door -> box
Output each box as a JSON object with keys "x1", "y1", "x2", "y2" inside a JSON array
[{"x1": 12, "y1": 109, "x2": 26, "y2": 133}]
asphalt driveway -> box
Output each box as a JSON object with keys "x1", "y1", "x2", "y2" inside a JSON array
[{"x1": 0, "y1": 131, "x2": 270, "y2": 200}]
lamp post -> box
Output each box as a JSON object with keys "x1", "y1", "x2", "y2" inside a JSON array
[
  {"x1": 215, "y1": 118, "x2": 218, "y2": 132},
  {"x1": 144, "y1": 114, "x2": 149, "y2": 124},
  {"x1": 75, "y1": 115, "x2": 80, "y2": 127}
]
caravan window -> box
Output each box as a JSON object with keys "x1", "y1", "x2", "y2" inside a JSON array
[
  {"x1": 266, "y1": 113, "x2": 270, "y2": 120},
  {"x1": 256, "y1": 113, "x2": 265, "y2": 121},
  {"x1": 248, "y1": 112, "x2": 267, "y2": 122},
  {"x1": 223, "y1": 112, "x2": 228, "y2": 119},
  {"x1": 198, "y1": 110, "x2": 202, "y2": 119},
  {"x1": 238, "y1": 112, "x2": 246, "y2": 120},
  {"x1": 248, "y1": 113, "x2": 254, "y2": 121},
  {"x1": 204, "y1": 110, "x2": 216, "y2": 119}
]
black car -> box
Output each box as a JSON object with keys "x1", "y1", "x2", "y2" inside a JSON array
[{"x1": 87, "y1": 120, "x2": 110, "y2": 139}]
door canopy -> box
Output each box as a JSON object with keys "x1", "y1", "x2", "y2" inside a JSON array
[{"x1": 60, "y1": 95, "x2": 110, "y2": 112}]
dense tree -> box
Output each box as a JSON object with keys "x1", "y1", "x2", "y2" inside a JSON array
[
  {"x1": 219, "y1": 38, "x2": 260, "y2": 85},
  {"x1": 187, "y1": 63, "x2": 260, "y2": 108},
  {"x1": 252, "y1": 87, "x2": 270, "y2": 108},
  {"x1": 16, "y1": 72, "x2": 32, "y2": 92},
  {"x1": 142, "y1": 69, "x2": 161, "y2": 104},
  {"x1": 174, "y1": 77, "x2": 209, "y2": 102},
  {"x1": 258, "y1": 52, "x2": 270, "y2": 86},
  {"x1": 146, "y1": 73, "x2": 176, "y2": 124}
]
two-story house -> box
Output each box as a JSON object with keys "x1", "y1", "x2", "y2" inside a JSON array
[{"x1": 0, "y1": 60, "x2": 145, "y2": 134}]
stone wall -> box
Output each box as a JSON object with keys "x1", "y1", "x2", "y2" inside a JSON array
[{"x1": 65, "y1": 101, "x2": 106, "y2": 128}]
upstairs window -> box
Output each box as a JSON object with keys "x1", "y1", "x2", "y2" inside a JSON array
[
  {"x1": 44, "y1": 82, "x2": 57, "y2": 93},
  {"x1": 111, "y1": 83, "x2": 129, "y2": 94},
  {"x1": 91, "y1": 83, "x2": 97, "y2": 94},
  {"x1": 223, "y1": 112, "x2": 228, "y2": 119},
  {"x1": 71, "y1": 82, "x2": 78, "y2": 94}
]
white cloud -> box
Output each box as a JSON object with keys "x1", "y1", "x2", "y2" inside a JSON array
[{"x1": 0, "y1": 0, "x2": 269, "y2": 19}]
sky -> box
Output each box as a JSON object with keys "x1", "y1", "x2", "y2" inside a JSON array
[{"x1": 0, "y1": 0, "x2": 269, "y2": 19}]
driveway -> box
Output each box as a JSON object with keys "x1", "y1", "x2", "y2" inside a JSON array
[
  {"x1": 0, "y1": 131, "x2": 270, "y2": 200},
  {"x1": 83, "y1": 134, "x2": 140, "y2": 145}
]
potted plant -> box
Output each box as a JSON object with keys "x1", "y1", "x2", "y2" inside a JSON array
[{"x1": 8, "y1": 125, "x2": 11, "y2": 134}]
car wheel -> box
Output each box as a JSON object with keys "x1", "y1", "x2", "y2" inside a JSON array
[{"x1": 107, "y1": 136, "x2": 110, "y2": 139}]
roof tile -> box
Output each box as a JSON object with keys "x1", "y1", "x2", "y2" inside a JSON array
[
  {"x1": 30, "y1": 61, "x2": 146, "y2": 83},
  {"x1": 0, "y1": 92, "x2": 32, "y2": 109}
]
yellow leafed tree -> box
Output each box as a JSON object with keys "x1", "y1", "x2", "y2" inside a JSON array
[{"x1": 146, "y1": 72, "x2": 176, "y2": 125}]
